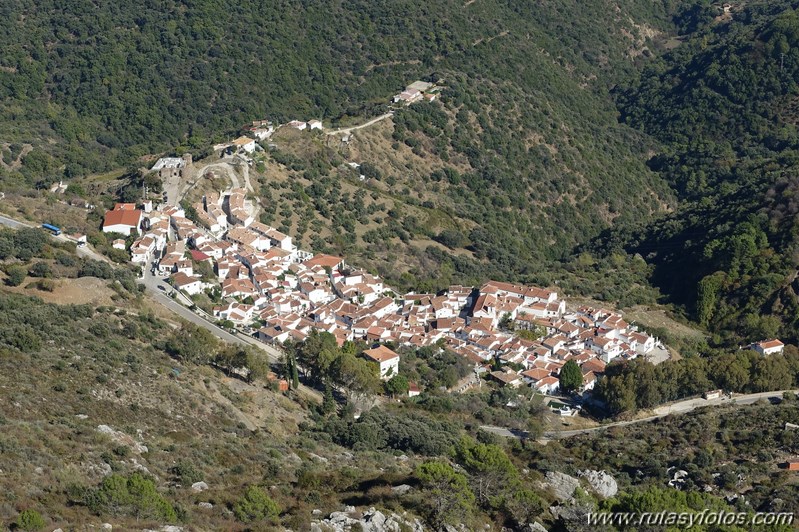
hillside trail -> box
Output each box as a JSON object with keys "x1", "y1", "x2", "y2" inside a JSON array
[{"x1": 326, "y1": 112, "x2": 394, "y2": 136}]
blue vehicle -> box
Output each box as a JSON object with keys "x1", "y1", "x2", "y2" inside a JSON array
[{"x1": 42, "y1": 223, "x2": 61, "y2": 236}]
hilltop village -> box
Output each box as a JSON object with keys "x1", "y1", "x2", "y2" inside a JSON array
[
  {"x1": 78, "y1": 79, "x2": 786, "y2": 400},
  {"x1": 102, "y1": 134, "x2": 663, "y2": 398}
]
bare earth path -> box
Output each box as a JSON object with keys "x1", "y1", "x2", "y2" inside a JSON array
[{"x1": 325, "y1": 112, "x2": 394, "y2": 137}]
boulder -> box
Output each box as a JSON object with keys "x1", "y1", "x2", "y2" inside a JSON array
[
  {"x1": 391, "y1": 484, "x2": 412, "y2": 495},
  {"x1": 198, "y1": 502, "x2": 213, "y2": 509},
  {"x1": 191, "y1": 481, "x2": 209, "y2": 492},
  {"x1": 361, "y1": 509, "x2": 387, "y2": 532},
  {"x1": 550, "y1": 504, "x2": 593, "y2": 522},
  {"x1": 328, "y1": 511, "x2": 358, "y2": 527},
  {"x1": 544, "y1": 471, "x2": 580, "y2": 502},
  {"x1": 315, "y1": 508, "x2": 424, "y2": 532},
  {"x1": 578, "y1": 469, "x2": 618, "y2": 499}
]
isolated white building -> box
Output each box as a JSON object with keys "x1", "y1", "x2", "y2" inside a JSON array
[{"x1": 362, "y1": 345, "x2": 400, "y2": 381}]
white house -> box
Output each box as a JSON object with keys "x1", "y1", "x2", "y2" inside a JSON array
[
  {"x1": 102, "y1": 207, "x2": 142, "y2": 236},
  {"x1": 590, "y1": 336, "x2": 622, "y2": 363},
  {"x1": 233, "y1": 136, "x2": 257, "y2": 153},
  {"x1": 533, "y1": 376, "x2": 560, "y2": 395},
  {"x1": 491, "y1": 370, "x2": 522, "y2": 388},
  {"x1": 266, "y1": 227, "x2": 292, "y2": 250},
  {"x1": 300, "y1": 282, "x2": 334, "y2": 305},
  {"x1": 394, "y1": 89, "x2": 422, "y2": 105},
  {"x1": 214, "y1": 302, "x2": 255, "y2": 325},
  {"x1": 171, "y1": 272, "x2": 204, "y2": 295},
  {"x1": 629, "y1": 331, "x2": 656, "y2": 354},
  {"x1": 308, "y1": 120, "x2": 323, "y2": 130},
  {"x1": 252, "y1": 125, "x2": 274, "y2": 140},
  {"x1": 258, "y1": 326, "x2": 290, "y2": 344},
  {"x1": 752, "y1": 339, "x2": 785, "y2": 356},
  {"x1": 362, "y1": 345, "x2": 400, "y2": 381}
]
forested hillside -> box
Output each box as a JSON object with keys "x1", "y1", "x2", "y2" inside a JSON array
[
  {"x1": 0, "y1": 0, "x2": 684, "y2": 290},
  {"x1": 0, "y1": 0, "x2": 675, "y2": 181},
  {"x1": 597, "y1": 1, "x2": 799, "y2": 345}
]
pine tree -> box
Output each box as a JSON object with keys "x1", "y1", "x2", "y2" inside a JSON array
[{"x1": 559, "y1": 360, "x2": 583, "y2": 394}]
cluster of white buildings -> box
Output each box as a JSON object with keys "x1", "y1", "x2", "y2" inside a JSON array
[
  {"x1": 286, "y1": 119, "x2": 323, "y2": 131},
  {"x1": 399, "y1": 280, "x2": 656, "y2": 395},
  {"x1": 102, "y1": 93, "x2": 664, "y2": 397},
  {"x1": 105, "y1": 180, "x2": 659, "y2": 396}
]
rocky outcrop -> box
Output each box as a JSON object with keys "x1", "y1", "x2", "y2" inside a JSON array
[
  {"x1": 390, "y1": 484, "x2": 412, "y2": 495},
  {"x1": 311, "y1": 506, "x2": 424, "y2": 531},
  {"x1": 578, "y1": 469, "x2": 618, "y2": 499},
  {"x1": 96, "y1": 425, "x2": 148, "y2": 454},
  {"x1": 543, "y1": 471, "x2": 580, "y2": 502},
  {"x1": 550, "y1": 504, "x2": 594, "y2": 523}
]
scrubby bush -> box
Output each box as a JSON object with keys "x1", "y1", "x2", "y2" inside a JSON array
[
  {"x1": 6, "y1": 264, "x2": 27, "y2": 286},
  {"x1": 82, "y1": 473, "x2": 177, "y2": 521},
  {"x1": 15, "y1": 509, "x2": 45, "y2": 531},
  {"x1": 233, "y1": 485, "x2": 280, "y2": 523}
]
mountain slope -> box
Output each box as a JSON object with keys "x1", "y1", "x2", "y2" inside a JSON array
[
  {"x1": 0, "y1": 1, "x2": 682, "y2": 289},
  {"x1": 598, "y1": 1, "x2": 799, "y2": 344}
]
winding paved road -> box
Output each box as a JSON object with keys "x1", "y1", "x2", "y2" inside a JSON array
[
  {"x1": 0, "y1": 213, "x2": 28, "y2": 230},
  {"x1": 481, "y1": 389, "x2": 797, "y2": 441},
  {"x1": 0, "y1": 212, "x2": 108, "y2": 262},
  {"x1": 139, "y1": 268, "x2": 321, "y2": 402}
]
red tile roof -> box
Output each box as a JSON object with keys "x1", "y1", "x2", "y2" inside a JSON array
[
  {"x1": 103, "y1": 208, "x2": 142, "y2": 229},
  {"x1": 758, "y1": 339, "x2": 784, "y2": 349},
  {"x1": 304, "y1": 254, "x2": 344, "y2": 269},
  {"x1": 190, "y1": 250, "x2": 211, "y2": 261},
  {"x1": 362, "y1": 345, "x2": 399, "y2": 362}
]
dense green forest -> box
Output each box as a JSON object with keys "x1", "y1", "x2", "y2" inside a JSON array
[
  {"x1": 0, "y1": 0, "x2": 674, "y2": 181},
  {"x1": 589, "y1": 0, "x2": 799, "y2": 345},
  {"x1": 0, "y1": 0, "x2": 687, "y2": 292}
]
